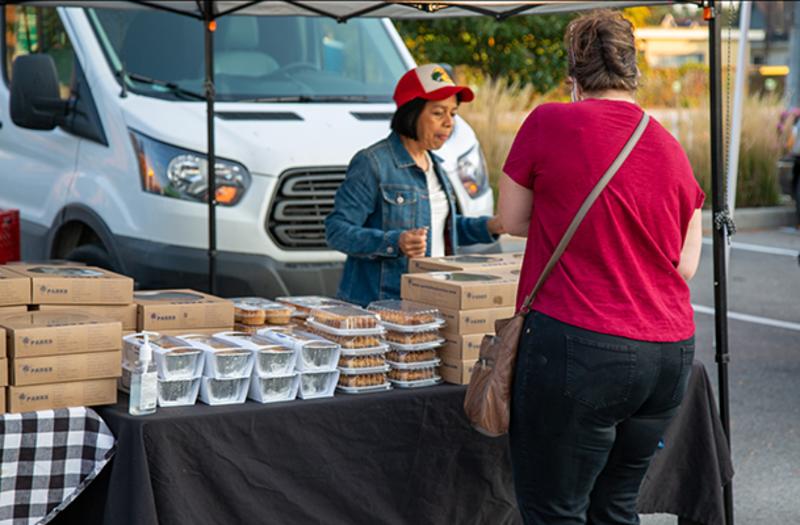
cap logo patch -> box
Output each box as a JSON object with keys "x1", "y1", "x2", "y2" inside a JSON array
[{"x1": 431, "y1": 66, "x2": 452, "y2": 84}]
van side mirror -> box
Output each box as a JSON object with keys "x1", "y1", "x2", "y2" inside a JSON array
[{"x1": 10, "y1": 54, "x2": 71, "y2": 130}]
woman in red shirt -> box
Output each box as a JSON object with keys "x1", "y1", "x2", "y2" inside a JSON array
[{"x1": 499, "y1": 11, "x2": 704, "y2": 524}]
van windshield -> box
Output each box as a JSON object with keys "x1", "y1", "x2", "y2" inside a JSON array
[{"x1": 87, "y1": 8, "x2": 407, "y2": 102}]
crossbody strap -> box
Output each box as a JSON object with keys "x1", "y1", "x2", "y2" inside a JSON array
[{"x1": 520, "y1": 112, "x2": 650, "y2": 314}]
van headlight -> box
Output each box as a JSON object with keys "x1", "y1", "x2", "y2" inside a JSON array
[
  {"x1": 130, "y1": 129, "x2": 251, "y2": 205},
  {"x1": 457, "y1": 145, "x2": 489, "y2": 198}
]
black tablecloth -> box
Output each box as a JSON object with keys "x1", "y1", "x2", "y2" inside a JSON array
[{"x1": 52, "y1": 362, "x2": 732, "y2": 525}]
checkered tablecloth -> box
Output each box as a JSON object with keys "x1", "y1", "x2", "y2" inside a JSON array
[{"x1": 0, "y1": 407, "x2": 116, "y2": 525}]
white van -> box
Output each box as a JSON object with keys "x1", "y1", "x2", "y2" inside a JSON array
[{"x1": 0, "y1": 5, "x2": 494, "y2": 297}]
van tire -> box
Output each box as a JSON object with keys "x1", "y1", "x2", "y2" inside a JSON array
[{"x1": 65, "y1": 243, "x2": 115, "y2": 271}]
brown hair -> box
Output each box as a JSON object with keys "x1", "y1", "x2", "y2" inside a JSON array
[{"x1": 565, "y1": 10, "x2": 638, "y2": 93}]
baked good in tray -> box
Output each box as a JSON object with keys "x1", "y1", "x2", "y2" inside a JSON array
[
  {"x1": 306, "y1": 327, "x2": 382, "y2": 349},
  {"x1": 338, "y1": 373, "x2": 387, "y2": 388},
  {"x1": 338, "y1": 354, "x2": 386, "y2": 369},
  {"x1": 311, "y1": 305, "x2": 380, "y2": 331},
  {"x1": 232, "y1": 297, "x2": 293, "y2": 326},
  {"x1": 367, "y1": 300, "x2": 439, "y2": 326},
  {"x1": 388, "y1": 368, "x2": 435, "y2": 382},
  {"x1": 385, "y1": 330, "x2": 441, "y2": 345},
  {"x1": 386, "y1": 349, "x2": 436, "y2": 363},
  {"x1": 275, "y1": 296, "x2": 349, "y2": 316}
]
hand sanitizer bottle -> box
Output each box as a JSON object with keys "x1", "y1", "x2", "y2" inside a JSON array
[{"x1": 129, "y1": 333, "x2": 158, "y2": 416}]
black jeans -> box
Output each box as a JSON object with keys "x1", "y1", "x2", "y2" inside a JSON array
[{"x1": 509, "y1": 312, "x2": 694, "y2": 525}]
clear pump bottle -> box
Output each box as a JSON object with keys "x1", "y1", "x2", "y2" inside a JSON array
[{"x1": 129, "y1": 333, "x2": 158, "y2": 416}]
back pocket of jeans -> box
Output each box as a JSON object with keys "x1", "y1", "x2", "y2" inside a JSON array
[
  {"x1": 670, "y1": 345, "x2": 695, "y2": 404},
  {"x1": 564, "y1": 335, "x2": 637, "y2": 410}
]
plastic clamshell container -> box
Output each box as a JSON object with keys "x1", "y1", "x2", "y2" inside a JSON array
[
  {"x1": 297, "y1": 370, "x2": 339, "y2": 399},
  {"x1": 178, "y1": 334, "x2": 255, "y2": 379},
  {"x1": 386, "y1": 358, "x2": 441, "y2": 369},
  {"x1": 213, "y1": 332, "x2": 298, "y2": 377},
  {"x1": 367, "y1": 300, "x2": 444, "y2": 332},
  {"x1": 388, "y1": 376, "x2": 443, "y2": 389},
  {"x1": 199, "y1": 376, "x2": 250, "y2": 405},
  {"x1": 385, "y1": 329, "x2": 443, "y2": 345},
  {"x1": 275, "y1": 296, "x2": 350, "y2": 317},
  {"x1": 305, "y1": 319, "x2": 385, "y2": 337},
  {"x1": 386, "y1": 339, "x2": 445, "y2": 352},
  {"x1": 339, "y1": 344, "x2": 389, "y2": 357},
  {"x1": 338, "y1": 364, "x2": 390, "y2": 375},
  {"x1": 385, "y1": 349, "x2": 437, "y2": 364},
  {"x1": 123, "y1": 332, "x2": 204, "y2": 380},
  {"x1": 304, "y1": 328, "x2": 385, "y2": 350},
  {"x1": 248, "y1": 373, "x2": 299, "y2": 404},
  {"x1": 336, "y1": 382, "x2": 392, "y2": 394},
  {"x1": 232, "y1": 297, "x2": 295, "y2": 325},
  {"x1": 308, "y1": 304, "x2": 381, "y2": 331},
  {"x1": 388, "y1": 366, "x2": 439, "y2": 383},
  {"x1": 259, "y1": 330, "x2": 341, "y2": 372}
]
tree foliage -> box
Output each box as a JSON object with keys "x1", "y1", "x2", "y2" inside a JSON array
[{"x1": 394, "y1": 15, "x2": 575, "y2": 94}]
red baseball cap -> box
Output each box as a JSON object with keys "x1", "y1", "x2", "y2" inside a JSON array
[{"x1": 393, "y1": 64, "x2": 475, "y2": 108}]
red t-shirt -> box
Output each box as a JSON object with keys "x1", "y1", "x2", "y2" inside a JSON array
[{"x1": 503, "y1": 99, "x2": 704, "y2": 342}]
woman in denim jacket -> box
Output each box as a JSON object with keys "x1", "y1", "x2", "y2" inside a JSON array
[{"x1": 325, "y1": 64, "x2": 503, "y2": 306}]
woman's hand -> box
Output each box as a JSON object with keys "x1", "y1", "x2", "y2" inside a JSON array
[
  {"x1": 399, "y1": 227, "x2": 428, "y2": 258},
  {"x1": 487, "y1": 215, "x2": 506, "y2": 236}
]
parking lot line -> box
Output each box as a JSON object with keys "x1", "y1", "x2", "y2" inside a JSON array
[
  {"x1": 692, "y1": 304, "x2": 800, "y2": 332},
  {"x1": 702, "y1": 238, "x2": 799, "y2": 257}
]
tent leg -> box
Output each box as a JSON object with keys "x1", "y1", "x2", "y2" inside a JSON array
[
  {"x1": 707, "y1": 1, "x2": 734, "y2": 524},
  {"x1": 204, "y1": 0, "x2": 217, "y2": 295}
]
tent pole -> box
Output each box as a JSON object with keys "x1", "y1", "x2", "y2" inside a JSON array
[
  {"x1": 707, "y1": 1, "x2": 734, "y2": 524},
  {"x1": 204, "y1": 0, "x2": 217, "y2": 295}
]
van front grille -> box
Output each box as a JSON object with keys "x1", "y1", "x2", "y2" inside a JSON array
[{"x1": 267, "y1": 168, "x2": 347, "y2": 249}]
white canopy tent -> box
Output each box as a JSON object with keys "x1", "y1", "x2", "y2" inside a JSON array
[{"x1": 8, "y1": 2, "x2": 738, "y2": 523}]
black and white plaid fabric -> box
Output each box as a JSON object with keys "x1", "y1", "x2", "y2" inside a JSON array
[{"x1": 0, "y1": 407, "x2": 116, "y2": 525}]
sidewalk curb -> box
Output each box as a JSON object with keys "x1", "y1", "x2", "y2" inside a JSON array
[{"x1": 702, "y1": 206, "x2": 796, "y2": 233}]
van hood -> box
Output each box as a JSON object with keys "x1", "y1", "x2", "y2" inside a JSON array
[{"x1": 120, "y1": 95, "x2": 476, "y2": 177}]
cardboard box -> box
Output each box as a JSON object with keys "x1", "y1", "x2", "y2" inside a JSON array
[
  {"x1": 0, "y1": 311, "x2": 121, "y2": 358},
  {"x1": 0, "y1": 327, "x2": 4, "y2": 359},
  {"x1": 409, "y1": 252, "x2": 523, "y2": 273},
  {"x1": 135, "y1": 289, "x2": 234, "y2": 331},
  {"x1": 438, "y1": 332, "x2": 487, "y2": 362},
  {"x1": 401, "y1": 271, "x2": 518, "y2": 311},
  {"x1": 38, "y1": 304, "x2": 138, "y2": 330},
  {"x1": 0, "y1": 388, "x2": 5, "y2": 414},
  {"x1": 0, "y1": 266, "x2": 30, "y2": 306},
  {"x1": 7, "y1": 378, "x2": 117, "y2": 413},
  {"x1": 8, "y1": 264, "x2": 133, "y2": 305},
  {"x1": 0, "y1": 359, "x2": 7, "y2": 386},
  {"x1": 0, "y1": 305, "x2": 27, "y2": 315},
  {"x1": 10, "y1": 350, "x2": 121, "y2": 386},
  {"x1": 438, "y1": 306, "x2": 514, "y2": 335},
  {"x1": 438, "y1": 358, "x2": 477, "y2": 385}
]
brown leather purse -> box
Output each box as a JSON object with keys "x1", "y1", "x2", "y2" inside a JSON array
[{"x1": 464, "y1": 113, "x2": 650, "y2": 437}]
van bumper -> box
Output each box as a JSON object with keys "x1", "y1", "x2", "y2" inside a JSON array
[{"x1": 116, "y1": 236, "x2": 343, "y2": 297}]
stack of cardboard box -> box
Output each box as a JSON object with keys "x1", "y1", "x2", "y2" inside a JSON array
[
  {"x1": 133, "y1": 289, "x2": 234, "y2": 336},
  {"x1": 402, "y1": 253, "x2": 523, "y2": 385},
  {"x1": 0, "y1": 264, "x2": 131, "y2": 412}
]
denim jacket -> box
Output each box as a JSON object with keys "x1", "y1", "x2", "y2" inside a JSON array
[{"x1": 325, "y1": 132, "x2": 496, "y2": 307}]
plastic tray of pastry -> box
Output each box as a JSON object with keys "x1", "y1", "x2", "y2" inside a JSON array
[
  {"x1": 178, "y1": 334, "x2": 255, "y2": 379},
  {"x1": 384, "y1": 330, "x2": 445, "y2": 351},
  {"x1": 385, "y1": 348, "x2": 437, "y2": 364},
  {"x1": 306, "y1": 305, "x2": 384, "y2": 335},
  {"x1": 337, "y1": 354, "x2": 390, "y2": 375},
  {"x1": 123, "y1": 332, "x2": 204, "y2": 381},
  {"x1": 199, "y1": 376, "x2": 250, "y2": 405},
  {"x1": 338, "y1": 343, "x2": 389, "y2": 357},
  {"x1": 386, "y1": 357, "x2": 441, "y2": 369},
  {"x1": 367, "y1": 300, "x2": 445, "y2": 332},
  {"x1": 304, "y1": 326, "x2": 386, "y2": 350},
  {"x1": 231, "y1": 297, "x2": 295, "y2": 326},
  {"x1": 258, "y1": 330, "x2": 341, "y2": 372},
  {"x1": 336, "y1": 373, "x2": 390, "y2": 393},
  {"x1": 212, "y1": 332, "x2": 299, "y2": 377},
  {"x1": 248, "y1": 372, "x2": 299, "y2": 404},
  {"x1": 387, "y1": 367, "x2": 442, "y2": 388},
  {"x1": 275, "y1": 296, "x2": 351, "y2": 318},
  {"x1": 297, "y1": 370, "x2": 340, "y2": 399}
]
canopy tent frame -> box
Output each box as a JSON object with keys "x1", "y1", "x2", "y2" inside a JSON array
[{"x1": 7, "y1": 1, "x2": 737, "y2": 523}]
